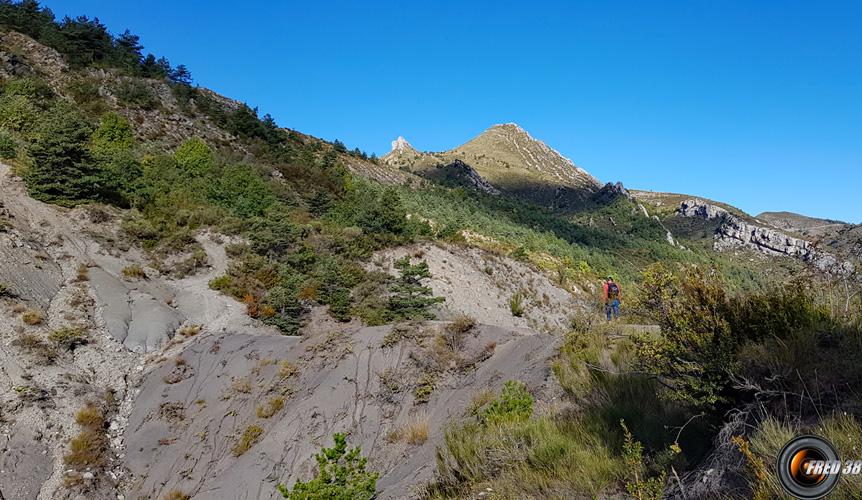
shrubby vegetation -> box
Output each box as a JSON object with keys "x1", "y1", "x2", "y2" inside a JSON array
[
  {"x1": 278, "y1": 433, "x2": 378, "y2": 500},
  {"x1": 424, "y1": 263, "x2": 862, "y2": 497}
]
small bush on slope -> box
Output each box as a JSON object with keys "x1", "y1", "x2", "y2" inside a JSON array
[{"x1": 278, "y1": 433, "x2": 378, "y2": 500}]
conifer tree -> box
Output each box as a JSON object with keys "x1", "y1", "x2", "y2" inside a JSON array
[{"x1": 388, "y1": 257, "x2": 444, "y2": 320}]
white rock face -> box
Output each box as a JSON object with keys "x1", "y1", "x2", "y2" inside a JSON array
[
  {"x1": 390, "y1": 136, "x2": 415, "y2": 154},
  {"x1": 677, "y1": 199, "x2": 852, "y2": 273}
]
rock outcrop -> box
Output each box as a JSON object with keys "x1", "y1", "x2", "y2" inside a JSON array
[
  {"x1": 590, "y1": 181, "x2": 632, "y2": 204},
  {"x1": 678, "y1": 198, "x2": 850, "y2": 273},
  {"x1": 429, "y1": 159, "x2": 501, "y2": 195}
]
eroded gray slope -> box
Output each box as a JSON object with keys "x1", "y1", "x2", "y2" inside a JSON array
[
  {"x1": 123, "y1": 323, "x2": 559, "y2": 499},
  {"x1": 0, "y1": 162, "x2": 278, "y2": 499}
]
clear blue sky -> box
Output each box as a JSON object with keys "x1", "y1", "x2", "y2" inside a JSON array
[{"x1": 47, "y1": 0, "x2": 861, "y2": 222}]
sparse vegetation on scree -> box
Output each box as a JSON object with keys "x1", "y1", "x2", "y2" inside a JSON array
[{"x1": 3, "y1": 1, "x2": 862, "y2": 499}]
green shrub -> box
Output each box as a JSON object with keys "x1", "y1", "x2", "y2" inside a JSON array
[
  {"x1": 413, "y1": 373, "x2": 436, "y2": 404},
  {"x1": 621, "y1": 420, "x2": 667, "y2": 500},
  {"x1": 208, "y1": 164, "x2": 275, "y2": 217},
  {"x1": 66, "y1": 77, "x2": 108, "y2": 115},
  {"x1": 634, "y1": 266, "x2": 836, "y2": 413},
  {"x1": 0, "y1": 94, "x2": 39, "y2": 133},
  {"x1": 174, "y1": 137, "x2": 214, "y2": 176},
  {"x1": 49, "y1": 326, "x2": 89, "y2": 350},
  {"x1": 277, "y1": 433, "x2": 378, "y2": 499},
  {"x1": 114, "y1": 79, "x2": 158, "y2": 110},
  {"x1": 0, "y1": 130, "x2": 16, "y2": 159},
  {"x1": 480, "y1": 380, "x2": 533, "y2": 424}
]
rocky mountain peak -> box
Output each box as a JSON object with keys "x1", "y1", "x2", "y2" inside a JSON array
[
  {"x1": 455, "y1": 122, "x2": 602, "y2": 192},
  {"x1": 390, "y1": 136, "x2": 416, "y2": 154}
]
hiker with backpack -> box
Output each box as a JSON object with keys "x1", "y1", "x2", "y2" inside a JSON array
[{"x1": 603, "y1": 276, "x2": 621, "y2": 321}]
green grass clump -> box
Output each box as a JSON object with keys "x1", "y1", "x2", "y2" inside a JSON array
[
  {"x1": 428, "y1": 413, "x2": 626, "y2": 498},
  {"x1": 509, "y1": 292, "x2": 525, "y2": 317},
  {"x1": 49, "y1": 326, "x2": 89, "y2": 350}
]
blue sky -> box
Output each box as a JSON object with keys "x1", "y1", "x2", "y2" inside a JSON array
[{"x1": 47, "y1": 0, "x2": 861, "y2": 222}]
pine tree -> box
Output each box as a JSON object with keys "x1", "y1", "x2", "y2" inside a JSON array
[
  {"x1": 278, "y1": 433, "x2": 378, "y2": 500},
  {"x1": 114, "y1": 29, "x2": 143, "y2": 69},
  {"x1": 168, "y1": 64, "x2": 193, "y2": 85},
  {"x1": 388, "y1": 257, "x2": 444, "y2": 321},
  {"x1": 25, "y1": 102, "x2": 98, "y2": 205}
]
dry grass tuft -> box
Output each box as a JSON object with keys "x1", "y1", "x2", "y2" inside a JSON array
[
  {"x1": 231, "y1": 377, "x2": 253, "y2": 394},
  {"x1": 163, "y1": 490, "x2": 190, "y2": 500},
  {"x1": 387, "y1": 414, "x2": 429, "y2": 445},
  {"x1": 74, "y1": 404, "x2": 104, "y2": 429},
  {"x1": 65, "y1": 403, "x2": 107, "y2": 469},
  {"x1": 64, "y1": 429, "x2": 108, "y2": 468},
  {"x1": 21, "y1": 309, "x2": 43, "y2": 325},
  {"x1": 447, "y1": 314, "x2": 477, "y2": 335},
  {"x1": 278, "y1": 359, "x2": 299, "y2": 379},
  {"x1": 122, "y1": 264, "x2": 147, "y2": 279},
  {"x1": 76, "y1": 264, "x2": 90, "y2": 281},
  {"x1": 444, "y1": 314, "x2": 477, "y2": 350},
  {"x1": 178, "y1": 324, "x2": 201, "y2": 336},
  {"x1": 256, "y1": 396, "x2": 286, "y2": 418},
  {"x1": 232, "y1": 424, "x2": 264, "y2": 456}
]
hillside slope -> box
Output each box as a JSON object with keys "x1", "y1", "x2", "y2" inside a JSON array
[{"x1": 3, "y1": 5, "x2": 861, "y2": 499}]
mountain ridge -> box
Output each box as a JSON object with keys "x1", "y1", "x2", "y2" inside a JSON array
[{"x1": 382, "y1": 122, "x2": 603, "y2": 210}]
